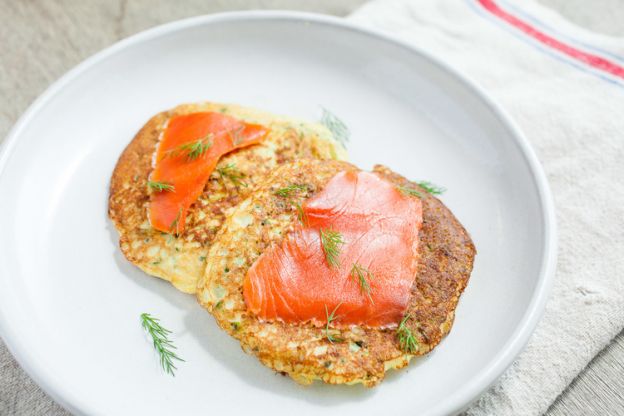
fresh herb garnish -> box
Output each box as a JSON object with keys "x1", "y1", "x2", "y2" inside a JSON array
[
  {"x1": 275, "y1": 184, "x2": 310, "y2": 225},
  {"x1": 397, "y1": 185, "x2": 423, "y2": 199},
  {"x1": 169, "y1": 208, "x2": 182, "y2": 236},
  {"x1": 321, "y1": 107, "x2": 350, "y2": 147},
  {"x1": 274, "y1": 184, "x2": 307, "y2": 197},
  {"x1": 183, "y1": 138, "x2": 212, "y2": 160},
  {"x1": 396, "y1": 314, "x2": 418, "y2": 353},
  {"x1": 140, "y1": 313, "x2": 184, "y2": 376},
  {"x1": 147, "y1": 181, "x2": 175, "y2": 192},
  {"x1": 325, "y1": 303, "x2": 343, "y2": 343},
  {"x1": 164, "y1": 134, "x2": 213, "y2": 161},
  {"x1": 295, "y1": 202, "x2": 308, "y2": 226},
  {"x1": 350, "y1": 263, "x2": 374, "y2": 302},
  {"x1": 320, "y1": 228, "x2": 344, "y2": 268},
  {"x1": 216, "y1": 163, "x2": 247, "y2": 188},
  {"x1": 416, "y1": 181, "x2": 446, "y2": 195}
]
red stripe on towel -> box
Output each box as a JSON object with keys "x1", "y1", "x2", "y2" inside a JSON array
[{"x1": 477, "y1": 0, "x2": 624, "y2": 79}]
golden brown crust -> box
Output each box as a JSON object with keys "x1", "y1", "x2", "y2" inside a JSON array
[
  {"x1": 109, "y1": 111, "x2": 164, "y2": 253},
  {"x1": 372, "y1": 165, "x2": 476, "y2": 351},
  {"x1": 108, "y1": 103, "x2": 347, "y2": 293},
  {"x1": 197, "y1": 159, "x2": 475, "y2": 386}
]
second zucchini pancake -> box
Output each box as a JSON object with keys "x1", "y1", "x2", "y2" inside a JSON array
[{"x1": 197, "y1": 159, "x2": 475, "y2": 386}]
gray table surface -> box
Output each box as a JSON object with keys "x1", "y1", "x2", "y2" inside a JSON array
[{"x1": 1, "y1": 1, "x2": 623, "y2": 415}]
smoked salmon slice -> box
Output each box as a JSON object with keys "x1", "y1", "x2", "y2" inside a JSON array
[
  {"x1": 243, "y1": 170, "x2": 423, "y2": 328},
  {"x1": 149, "y1": 112, "x2": 268, "y2": 234}
]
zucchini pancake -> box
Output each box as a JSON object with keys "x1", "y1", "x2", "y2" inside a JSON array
[
  {"x1": 197, "y1": 159, "x2": 476, "y2": 386},
  {"x1": 109, "y1": 102, "x2": 346, "y2": 293}
]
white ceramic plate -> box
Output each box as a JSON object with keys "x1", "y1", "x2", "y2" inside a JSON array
[{"x1": 0, "y1": 12, "x2": 556, "y2": 416}]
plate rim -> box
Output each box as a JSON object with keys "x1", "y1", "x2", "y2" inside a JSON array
[{"x1": 0, "y1": 10, "x2": 557, "y2": 416}]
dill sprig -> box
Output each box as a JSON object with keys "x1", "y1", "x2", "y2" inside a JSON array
[
  {"x1": 169, "y1": 208, "x2": 182, "y2": 236},
  {"x1": 350, "y1": 263, "x2": 374, "y2": 302},
  {"x1": 416, "y1": 181, "x2": 446, "y2": 195},
  {"x1": 140, "y1": 313, "x2": 184, "y2": 376},
  {"x1": 325, "y1": 303, "x2": 343, "y2": 343},
  {"x1": 164, "y1": 134, "x2": 213, "y2": 161},
  {"x1": 396, "y1": 314, "x2": 418, "y2": 353},
  {"x1": 182, "y1": 139, "x2": 212, "y2": 160},
  {"x1": 397, "y1": 185, "x2": 423, "y2": 199},
  {"x1": 275, "y1": 184, "x2": 310, "y2": 225},
  {"x1": 147, "y1": 181, "x2": 175, "y2": 192},
  {"x1": 321, "y1": 107, "x2": 350, "y2": 147},
  {"x1": 295, "y1": 202, "x2": 308, "y2": 226},
  {"x1": 216, "y1": 163, "x2": 247, "y2": 188},
  {"x1": 320, "y1": 228, "x2": 344, "y2": 268},
  {"x1": 274, "y1": 184, "x2": 307, "y2": 197}
]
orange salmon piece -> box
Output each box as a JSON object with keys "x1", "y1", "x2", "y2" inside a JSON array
[
  {"x1": 149, "y1": 112, "x2": 268, "y2": 233},
  {"x1": 243, "y1": 170, "x2": 423, "y2": 328}
]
